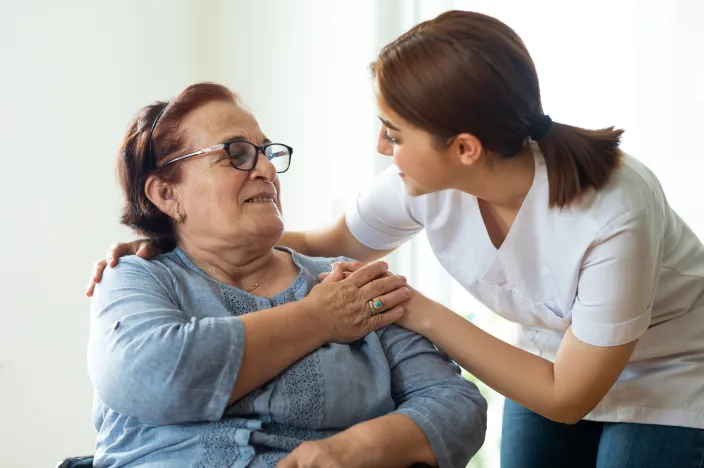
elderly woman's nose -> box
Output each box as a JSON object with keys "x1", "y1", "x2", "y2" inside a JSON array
[
  {"x1": 250, "y1": 150, "x2": 277, "y2": 180},
  {"x1": 377, "y1": 126, "x2": 393, "y2": 157}
]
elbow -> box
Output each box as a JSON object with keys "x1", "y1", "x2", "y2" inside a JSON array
[
  {"x1": 90, "y1": 361, "x2": 200, "y2": 425},
  {"x1": 554, "y1": 413, "x2": 583, "y2": 425},
  {"x1": 93, "y1": 376, "x2": 173, "y2": 424},
  {"x1": 97, "y1": 381, "x2": 199, "y2": 425},
  {"x1": 547, "y1": 400, "x2": 594, "y2": 425},
  {"x1": 428, "y1": 385, "x2": 489, "y2": 465}
]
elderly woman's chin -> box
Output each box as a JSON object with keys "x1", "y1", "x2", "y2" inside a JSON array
[{"x1": 240, "y1": 200, "x2": 285, "y2": 242}]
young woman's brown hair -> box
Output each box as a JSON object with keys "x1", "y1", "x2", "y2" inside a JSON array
[{"x1": 372, "y1": 10, "x2": 624, "y2": 208}]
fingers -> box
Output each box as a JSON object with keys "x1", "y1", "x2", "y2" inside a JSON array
[
  {"x1": 318, "y1": 261, "x2": 364, "y2": 281},
  {"x1": 369, "y1": 284, "x2": 411, "y2": 314},
  {"x1": 104, "y1": 243, "x2": 120, "y2": 268},
  {"x1": 332, "y1": 261, "x2": 364, "y2": 272},
  {"x1": 85, "y1": 259, "x2": 108, "y2": 297},
  {"x1": 345, "y1": 261, "x2": 389, "y2": 288},
  {"x1": 137, "y1": 240, "x2": 158, "y2": 259},
  {"x1": 85, "y1": 280, "x2": 96, "y2": 297},
  {"x1": 275, "y1": 456, "x2": 296, "y2": 468},
  {"x1": 367, "y1": 306, "x2": 405, "y2": 331},
  {"x1": 359, "y1": 273, "x2": 407, "y2": 301},
  {"x1": 321, "y1": 264, "x2": 345, "y2": 283}
]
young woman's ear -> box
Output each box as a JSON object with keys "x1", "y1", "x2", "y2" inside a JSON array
[
  {"x1": 145, "y1": 175, "x2": 182, "y2": 221},
  {"x1": 453, "y1": 133, "x2": 484, "y2": 166}
]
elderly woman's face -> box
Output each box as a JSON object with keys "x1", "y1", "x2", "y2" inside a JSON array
[{"x1": 175, "y1": 100, "x2": 284, "y2": 247}]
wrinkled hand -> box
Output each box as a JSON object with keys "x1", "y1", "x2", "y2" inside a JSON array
[
  {"x1": 319, "y1": 262, "x2": 435, "y2": 336},
  {"x1": 305, "y1": 261, "x2": 410, "y2": 343},
  {"x1": 85, "y1": 239, "x2": 162, "y2": 296},
  {"x1": 316, "y1": 260, "x2": 365, "y2": 282},
  {"x1": 276, "y1": 440, "x2": 345, "y2": 468}
]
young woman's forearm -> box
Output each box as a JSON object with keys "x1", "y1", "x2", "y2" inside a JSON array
[
  {"x1": 419, "y1": 306, "x2": 560, "y2": 417},
  {"x1": 414, "y1": 300, "x2": 636, "y2": 424},
  {"x1": 279, "y1": 216, "x2": 393, "y2": 262}
]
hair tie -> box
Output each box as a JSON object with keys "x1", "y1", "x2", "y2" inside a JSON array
[{"x1": 529, "y1": 114, "x2": 552, "y2": 140}]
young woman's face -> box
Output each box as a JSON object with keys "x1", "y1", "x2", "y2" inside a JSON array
[{"x1": 376, "y1": 93, "x2": 460, "y2": 196}]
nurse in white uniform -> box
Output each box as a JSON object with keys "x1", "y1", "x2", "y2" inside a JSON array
[{"x1": 89, "y1": 10, "x2": 704, "y2": 468}]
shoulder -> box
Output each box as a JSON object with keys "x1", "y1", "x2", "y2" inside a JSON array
[
  {"x1": 94, "y1": 250, "x2": 188, "y2": 298},
  {"x1": 559, "y1": 152, "x2": 668, "y2": 233}
]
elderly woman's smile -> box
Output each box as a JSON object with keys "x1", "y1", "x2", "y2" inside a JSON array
[{"x1": 153, "y1": 99, "x2": 287, "y2": 250}]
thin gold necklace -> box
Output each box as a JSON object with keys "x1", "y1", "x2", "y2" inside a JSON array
[{"x1": 200, "y1": 264, "x2": 261, "y2": 293}]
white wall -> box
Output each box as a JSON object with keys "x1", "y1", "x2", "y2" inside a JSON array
[
  {"x1": 0, "y1": 1, "x2": 206, "y2": 465},
  {"x1": 0, "y1": 1, "x2": 385, "y2": 465}
]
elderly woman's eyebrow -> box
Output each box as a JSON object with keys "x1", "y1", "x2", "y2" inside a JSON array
[{"x1": 220, "y1": 135, "x2": 273, "y2": 145}]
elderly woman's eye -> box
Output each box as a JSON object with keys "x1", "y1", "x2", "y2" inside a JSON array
[{"x1": 229, "y1": 152, "x2": 250, "y2": 165}]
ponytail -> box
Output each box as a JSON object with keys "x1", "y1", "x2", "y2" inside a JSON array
[{"x1": 536, "y1": 122, "x2": 624, "y2": 208}]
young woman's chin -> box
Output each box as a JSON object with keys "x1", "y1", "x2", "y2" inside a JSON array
[{"x1": 400, "y1": 174, "x2": 433, "y2": 196}]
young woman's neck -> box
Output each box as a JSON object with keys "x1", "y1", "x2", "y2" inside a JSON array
[{"x1": 459, "y1": 141, "x2": 535, "y2": 211}]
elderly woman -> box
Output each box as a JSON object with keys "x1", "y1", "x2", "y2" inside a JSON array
[{"x1": 89, "y1": 82, "x2": 486, "y2": 468}]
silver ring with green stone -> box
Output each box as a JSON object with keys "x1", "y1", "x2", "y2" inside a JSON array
[{"x1": 368, "y1": 298, "x2": 384, "y2": 314}]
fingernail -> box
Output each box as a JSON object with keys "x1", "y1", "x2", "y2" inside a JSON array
[{"x1": 400, "y1": 275, "x2": 407, "y2": 283}]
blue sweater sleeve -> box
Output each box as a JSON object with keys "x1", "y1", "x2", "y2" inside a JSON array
[
  {"x1": 88, "y1": 256, "x2": 245, "y2": 425},
  {"x1": 379, "y1": 325, "x2": 487, "y2": 468}
]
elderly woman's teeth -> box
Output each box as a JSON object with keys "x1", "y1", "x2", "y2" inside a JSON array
[{"x1": 246, "y1": 197, "x2": 274, "y2": 203}]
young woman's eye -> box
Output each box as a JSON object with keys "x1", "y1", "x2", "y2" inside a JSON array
[{"x1": 383, "y1": 132, "x2": 399, "y2": 144}]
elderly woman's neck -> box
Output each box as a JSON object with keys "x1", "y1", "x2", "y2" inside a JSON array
[{"x1": 179, "y1": 240, "x2": 289, "y2": 293}]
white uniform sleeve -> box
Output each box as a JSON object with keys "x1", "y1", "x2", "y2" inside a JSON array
[
  {"x1": 345, "y1": 164, "x2": 424, "y2": 250},
  {"x1": 571, "y1": 209, "x2": 663, "y2": 347}
]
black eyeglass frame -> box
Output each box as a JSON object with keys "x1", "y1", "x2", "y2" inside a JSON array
[
  {"x1": 161, "y1": 139, "x2": 293, "y2": 174},
  {"x1": 146, "y1": 106, "x2": 292, "y2": 173},
  {"x1": 160, "y1": 139, "x2": 293, "y2": 173}
]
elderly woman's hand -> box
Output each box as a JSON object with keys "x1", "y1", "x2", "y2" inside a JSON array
[
  {"x1": 318, "y1": 262, "x2": 437, "y2": 337},
  {"x1": 305, "y1": 261, "x2": 410, "y2": 344},
  {"x1": 276, "y1": 440, "x2": 345, "y2": 468},
  {"x1": 85, "y1": 239, "x2": 162, "y2": 296}
]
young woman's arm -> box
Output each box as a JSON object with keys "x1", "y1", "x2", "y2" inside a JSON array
[
  {"x1": 279, "y1": 215, "x2": 394, "y2": 262},
  {"x1": 400, "y1": 210, "x2": 659, "y2": 424},
  {"x1": 403, "y1": 299, "x2": 637, "y2": 424}
]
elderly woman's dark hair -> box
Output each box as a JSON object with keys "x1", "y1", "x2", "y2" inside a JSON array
[{"x1": 117, "y1": 82, "x2": 236, "y2": 249}]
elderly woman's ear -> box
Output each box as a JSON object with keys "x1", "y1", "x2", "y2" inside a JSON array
[{"x1": 145, "y1": 175, "x2": 185, "y2": 223}]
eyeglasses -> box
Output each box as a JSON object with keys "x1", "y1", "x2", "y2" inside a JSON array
[{"x1": 161, "y1": 139, "x2": 293, "y2": 173}]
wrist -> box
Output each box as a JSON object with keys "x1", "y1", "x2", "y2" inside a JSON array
[
  {"x1": 323, "y1": 431, "x2": 376, "y2": 468},
  {"x1": 406, "y1": 290, "x2": 443, "y2": 335},
  {"x1": 287, "y1": 298, "x2": 328, "y2": 347}
]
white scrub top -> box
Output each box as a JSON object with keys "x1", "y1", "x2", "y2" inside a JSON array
[{"x1": 346, "y1": 141, "x2": 704, "y2": 429}]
